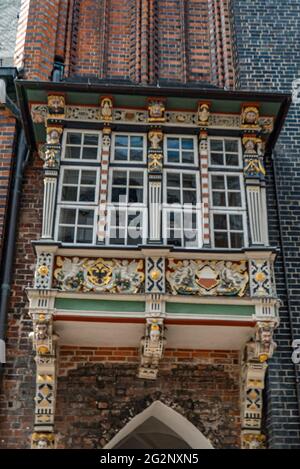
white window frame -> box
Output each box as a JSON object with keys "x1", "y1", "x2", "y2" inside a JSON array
[
  {"x1": 162, "y1": 169, "x2": 202, "y2": 247},
  {"x1": 55, "y1": 205, "x2": 98, "y2": 245},
  {"x1": 61, "y1": 129, "x2": 102, "y2": 162},
  {"x1": 210, "y1": 210, "x2": 248, "y2": 249},
  {"x1": 57, "y1": 166, "x2": 100, "y2": 206},
  {"x1": 106, "y1": 167, "x2": 148, "y2": 245},
  {"x1": 164, "y1": 134, "x2": 198, "y2": 167},
  {"x1": 209, "y1": 172, "x2": 247, "y2": 248},
  {"x1": 208, "y1": 137, "x2": 242, "y2": 169},
  {"x1": 209, "y1": 172, "x2": 246, "y2": 210},
  {"x1": 55, "y1": 166, "x2": 100, "y2": 245},
  {"x1": 111, "y1": 132, "x2": 147, "y2": 164}
]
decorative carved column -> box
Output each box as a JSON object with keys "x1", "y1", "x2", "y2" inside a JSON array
[
  {"x1": 198, "y1": 102, "x2": 211, "y2": 247},
  {"x1": 241, "y1": 105, "x2": 269, "y2": 246},
  {"x1": 241, "y1": 320, "x2": 277, "y2": 449},
  {"x1": 40, "y1": 95, "x2": 65, "y2": 240},
  {"x1": 27, "y1": 289, "x2": 59, "y2": 449},
  {"x1": 147, "y1": 98, "x2": 165, "y2": 244},
  {"x1": 139, "y1": 254, "x2": 166, "y2": 380}
]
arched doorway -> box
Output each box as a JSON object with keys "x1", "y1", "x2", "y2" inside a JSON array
[{"x1": 105, "y1": 401, "x2": 213, "y2": 449}]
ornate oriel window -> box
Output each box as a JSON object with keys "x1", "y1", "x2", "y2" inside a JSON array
[{"x1": 55, "y1": 131, "x2": 247, "y2": 248}]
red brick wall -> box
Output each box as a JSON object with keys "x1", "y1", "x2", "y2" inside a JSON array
[
  {"x1": 55, "y1": 347, "x2": 241, "y2": 449},
  {"x1": 14, "y1": 0, "x2": 235, "y2": 87},
  {"x1": 0, "y1": 108, "x2": 17, "y2": 262},
  {"x1": 0, "y1": 152, "x2": 43, "y2": 450}
]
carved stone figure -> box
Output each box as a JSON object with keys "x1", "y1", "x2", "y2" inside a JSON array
[
  {"x1": 46, "y1": 127, "x2": 63, "y2": 145},
  {"x1": 148, "y1": 98, "x2": 165, "y2": 122},
  {"x1": 241, "y1": 105, "x2": 260, "y2": 128},
  {"x1": 48, "y1": 95, "x2": 65, "y2": 116},
  {"x1": 138, "y1": 319, "x2": 166, "y2": 380},
  {"x1": 148, "y1": 130, "x2": 163, "y2": 149},
  {"x1": 255, "y1": 322, "x2": 277, "y2": 362},
  {"x1": 100, "y1": 97, "x2": 113, "y2": 121},
  {"x1": 198, "y1": 103, "x2": 210, "y2": 126}
]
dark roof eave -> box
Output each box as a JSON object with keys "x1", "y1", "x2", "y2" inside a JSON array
[{"x1": 14, "y1": 79, "x2": 292, "y2": 153}]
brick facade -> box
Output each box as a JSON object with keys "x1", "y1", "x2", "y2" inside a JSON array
[
  {"x1": 231, "y1": 0, "x2": 300, "y2": 449},
  {"x1": 0, "y1": 109, "x2": 17, "y2": 262}
]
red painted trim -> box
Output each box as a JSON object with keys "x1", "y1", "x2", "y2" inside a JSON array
[{"x1": 54, "y1": 315, "x2": 255, "y2": 327}]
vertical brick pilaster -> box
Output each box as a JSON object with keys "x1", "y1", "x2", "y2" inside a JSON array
[{"x1": 14, "y1": 0, "x2": 60, "y2": 80}]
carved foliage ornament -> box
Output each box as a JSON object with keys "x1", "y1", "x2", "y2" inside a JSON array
[
  {"x1": 54, "y1": 257, "x2": 145, "y2": 294},
  {"x1": 167, "y1": 259, "x2": 249, "y2": 297}
]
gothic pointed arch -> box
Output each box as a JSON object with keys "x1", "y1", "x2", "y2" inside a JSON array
[{"x1": 104, "y1": 401, "x2": 214, "y2": 449}]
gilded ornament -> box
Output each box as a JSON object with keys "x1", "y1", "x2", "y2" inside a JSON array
[
  {"x1": 148, "y1": 130, "x2": 163, "y2": 149},
  {"x1": 150, "y1": 270, "x2": 161, "y2": 281},
  {"x1": 37, "y1": 345, "x2": 50, "y2": 355},
  {"x1": 48, "y1": 95, "x2": 65, "y2": 117},
  {"x1": 148, "y1": 98, "x2": 165, "y2": 123},
  {"x1": 46, "y1": 126, "x2": 63, "y2": 145},
  {"x1": 100, "y1": 97, "x2": 113, "y2": 121},
  {"x1": 37, "y1": 265, "x2": 49, "y2": 276},
  {"x1": 241, "y1": 105, "x2": 260, "y2": 128},
  {"x1": 197, "y1": 103, "x2": 210, "y2": 126}
]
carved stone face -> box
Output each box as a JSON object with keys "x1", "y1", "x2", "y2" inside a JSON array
[
  {"x1": 36, "y1": 439, "x2": 49, "y2": 449},
  {"x1": 36, "y1": 324, "x2": 48, "y2": 341},
  {"x1": 261, "y1": 329, "x2": 272, "y2": 345},
  {"x1": 47, "y1": 129, "x2": 61, "y2": 144},
  {"x1": 149, "y1": 101, "x2": 164, "y2": 118},
  {"x1": 48, "y1": 96, "x2": 65, "y2": 114}
]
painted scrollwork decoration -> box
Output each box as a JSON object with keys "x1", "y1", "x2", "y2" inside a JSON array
[
  {"x1": 53, "y1": 257, "x2": 145, "y2": 294},
  {"x1": 166, "y1": 259, "x2": 249, "y2": 297}
]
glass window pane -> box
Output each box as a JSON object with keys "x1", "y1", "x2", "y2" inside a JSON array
[
  {"x1": 230, "y1": 232, "x2": 243, "y2": 248},
  {"x1": 212, "y1": 191, "x2": 226, "y2": 207},
  {"x1": 167, "y1": 173, "x2": 180, "y2": 187},
  {"x1": 211, "y1": 153, "x2": 224, "y2": 166},
  {"x1": 111, "y1": 187, "x2": 127, "y2": 203},
  {"x1": 78, "y1": 209, "x2": 94, "y2": 225},
  {"x1": 182, "y1": 173, "x2": 196, "y2": 188},
  {"x1": 227, "y1": 176, "x2": 240, "y2": 190},
  {"x1": 82, "y1": 147, "x2": 98, "y2": 160},
  {"x1": 214, "y1": 213, "x2": 227, "y2": 230},
  {"x1": 228, "y1": 192, "x2": 242, "y2": 207},
  {"x1": 112, "y1": 171, "x2": 127, "y2": 186},
  {"x1": 114, "y1": 148, "x2": 128, "y2": 161},
  {"x1": 183, "y1": 191, "x2": 197, "y2": 205},
  {"x1": 214, "y1": 232, "x2": 228, "y2": 248},
  {"x1": 79, "y1": 187, "x2": 96, "y2": 202},
  {"x1": 65, "y1": 146, "x2": 80, "y2": 159},
  {"x1": 210, "y1": 140, "x2": 223, "y2": 152},
  {"x1": 84, "y1": 134, "x2": 99, "y2": 146},
  {"x1": 76, "y1": 227, "x2": 93, "y2": 244},
  {"x1": 225, "y1": 139, "x2": 238, "y2": 153},
  {"x1": 67, "y1": 133, "x2": 81, "y2": 145},
  {"x1": 58, "y1": 226, "x2": 75, "y2": 243},
  {"x1": 225, "y1": 154, "x2": 239, "y2": 166},
  {"x1": 182, "y1": 151, "x2": 194, "y2": 164},
  {"x1": 130, "y1": 149, "x2": 143, "y2": 161},
  {"x1": 167, "y1": 138, "x2": 179, "y2": 149},
  {"x1": 211, "y1": 175, "x2": 225, "y2": 189},
  {"x1": 63, "y1": 170, "x2": 79, "y2": 184},
  {"x1": 61, "y1": 186, "x2": 78, "y2": 201},
  {"x1": 115, "y1": 135, "x2": 128, "y2": 147},
  {"x1": 81, "y1": 170, "x2": 97, "y2": 185},
  {"x1": 167, "y1": 150, "x2": 180, "y2": 163},
  {"x1": 60, "y1": 208, "x2": 76, "y2": 225},
  {"x1": 182, "y1": 138, "x2": 194, "y2": 150},
  {"x1": 230, "y1": 214, "x2": 243, "y2": 231},
  {"x1": 129, "y1": 188, "x2": 143, "y2": 203},
  {"x1": 167, "y1": 189, "x2": 181, "y2": 204},
  {"x1": 129, "y1": 172, "x2": 143, "y2": 186},
  {"x1": 128, "y1": 231, "x2": 142, "y2": 245},
  {"x1": 130, "y1": 136, "x2": 143, "y2": 147}
]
